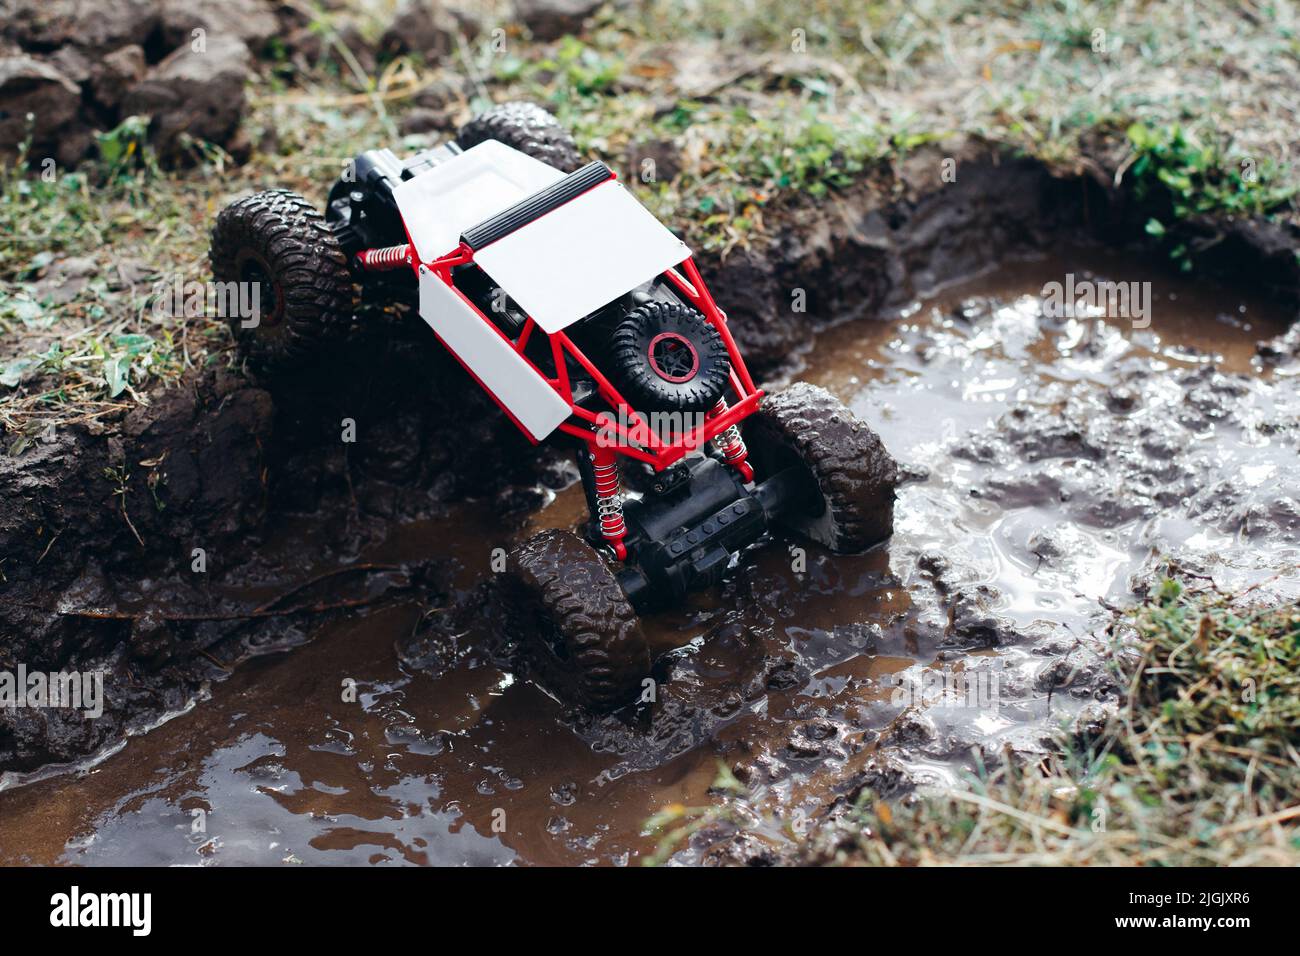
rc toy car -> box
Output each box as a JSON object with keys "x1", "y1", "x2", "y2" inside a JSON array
[{"x1": 210, "y1": 102, "x2": 898, "y2": 711}]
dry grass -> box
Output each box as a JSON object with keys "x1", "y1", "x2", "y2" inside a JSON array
[{"x1": 793, "y1": 577, "x2": 1300, "y2": 866}]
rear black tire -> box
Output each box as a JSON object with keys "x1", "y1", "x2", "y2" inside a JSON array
[
  {"x1": 505, "y1": 529, "x2": 652, "y2": 711},
  {"x1": 610, "y1": 301, "x2": 731, "y2": 413},
  {"x1": 209, "y1": 189, "x2": 356, "y2": 371},
  {"x1": 456, "y1": 101, "x2": 582, "y2": 172},
  {"x1": 746, "y1": 382, "x2": 898, "y2": 553}
]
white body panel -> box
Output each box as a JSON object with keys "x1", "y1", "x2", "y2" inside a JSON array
[
  {"x1": 394, "y1": 141, "x2": 564, "y2": 261},
  {"x1": 473, "y1": 181, "x2": 692, "y2": 334},
  {"x1": 417, "y1": 267, "x2": 571, "y2": 441}
]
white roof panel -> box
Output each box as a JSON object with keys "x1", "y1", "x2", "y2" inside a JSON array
[
  {"x1": 394, "y1": 140, "x2": 564, "y2": 261},
  {"x1": 473, "y1": 181, "x2": 691, "y2": 334}
]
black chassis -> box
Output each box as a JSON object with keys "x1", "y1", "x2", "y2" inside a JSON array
[
  {"x1": 580, "y1": 452, "x2": 815, "y2": 614},
  {"x1": 326, "y1": 142, "x2": 463, "y2": 262}
]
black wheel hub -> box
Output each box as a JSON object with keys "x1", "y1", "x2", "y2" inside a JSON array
[{"x1": 648, "y1": 332, "x2": 699, "y2": 382}]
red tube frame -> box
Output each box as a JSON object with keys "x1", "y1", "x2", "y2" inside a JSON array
[{"x1": 367, "y1": 238, "x2": 764, "y2": 473}]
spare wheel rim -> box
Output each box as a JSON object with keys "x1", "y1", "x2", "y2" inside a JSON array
[{"x1": 647, "y1": 332, "x2": 700, "y2": 383}]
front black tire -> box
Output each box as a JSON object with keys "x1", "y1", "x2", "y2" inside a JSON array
[
  {"x1": 746, "y1": 383, "x2": 898, "y2": 553},
  {"x1": 505, "y1": 529, "x2": 652, "y2": 711},
  {"x1": 456, "y1": 102, "x2": 583, "y2": 172},
  {"x1": 210, "y1": 189, "x2": 357, "y2": 371}
]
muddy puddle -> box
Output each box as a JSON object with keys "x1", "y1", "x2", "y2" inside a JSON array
[{"x1": 1, "y1": 246, "x2": 1295, "y2": 865}]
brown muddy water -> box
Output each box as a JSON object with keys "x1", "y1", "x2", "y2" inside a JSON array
[{"x1": 0, "y1": 247, "x2": 1296, "y2": 865}]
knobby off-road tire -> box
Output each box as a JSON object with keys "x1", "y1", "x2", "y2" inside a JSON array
[
  {"x1": 610, "y1": 301, "x2": 731, "y2": 413},
  {"x1": 746, "y1": 382, "x2": 898, "y2": 553},
  {"x1": 456, "y1": 101, "x2": 583, "y2": 172},
  {"x1": 209, "y1": 188, "x2": 357, "y2": 371},
  {"x1": 505, "y1": 529, "x2": 652, "y2": 711}
]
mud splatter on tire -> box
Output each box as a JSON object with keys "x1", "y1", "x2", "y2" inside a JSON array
[
  {"x1": 209, "y1": 188, "x2": 357, "y2": 371},
  {"x1": 747, "y1": 382, "x2": 899, "y2": 552},
  {"x1": 505, "y1": 529, "x2": 651, "y2": 711}
]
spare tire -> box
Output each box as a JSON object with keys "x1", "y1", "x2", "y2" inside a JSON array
[{"x1": 610, "y1": 301, "x2": 731, "y2": 413}]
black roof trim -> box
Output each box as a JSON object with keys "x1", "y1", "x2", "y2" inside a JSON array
[{"x1": 461, "y1": 161, "x2": 613, "y2": 251}]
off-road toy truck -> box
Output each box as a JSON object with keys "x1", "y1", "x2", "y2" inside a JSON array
[{"x1": 210, "y1": 102, "x2": 898, "y2": 712}]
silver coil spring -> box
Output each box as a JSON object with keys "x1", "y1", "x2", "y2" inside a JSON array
[
  {"x1": 590, "y1": 455, "x2": 626, "y2": 539},
  {"x1": 711, "y1": 399, "x2": 746, "y2": 464},
  {"x1": 360, "y1": 244, "x2": 411, "y2": 270}
]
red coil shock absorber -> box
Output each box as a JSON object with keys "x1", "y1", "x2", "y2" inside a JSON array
[
  {"x1": 589, "y1": 445, "x2": 628, "y2": 560},
  {"x1": 710, "y1": 398, "x2": 754, "y2": 483},
  {"x1": 357, "y1": 243, "x2": 412, "y2": 271}
]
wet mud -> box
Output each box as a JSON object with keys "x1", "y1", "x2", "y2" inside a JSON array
[{"x1": 1, "y1": 247, "x2": 1294, "y2": 865}]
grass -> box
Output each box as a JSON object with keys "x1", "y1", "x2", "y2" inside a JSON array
[
  {"x1": 1, "y1": 0, "x2": 1296, "y2": 433},
  {"x1": 625, "y1": 0, "x2": 1299, "y2": 179},
  {"x1": 787, "y1": 577, "x2": 1300, "y2": 866},
  {"x1": 0, "y1": 131, "x2": 220, "y2": 442},
  {"x1": 640, "y1": 763, "x2": 748, "y2": 866},
  {"x1": 1127, "y1": 122, "x2": 1298, "y2": 269}
]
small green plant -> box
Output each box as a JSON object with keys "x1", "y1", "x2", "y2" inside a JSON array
[
  {"x1": 1126, "y1": 123, "x2": 1296, "y2": 270},
  {"x1": 497, "y1": 35, "x2": 624, "y2": 99},
  {"x1": 741, "y1": 113, "x2": 874, "y2": 197},
  {"x1": 103, "y1": 463, "x2": 145, "y2": 546},
  {"x1": 100, "y1": 332, "x2": 157, "y2": 398},
  {"x1": 641, "y1": 763, "x2": 747, "y2": 865},
  {"x1": 95, "y1": 115, "x2": 161, "y2": 183}
]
